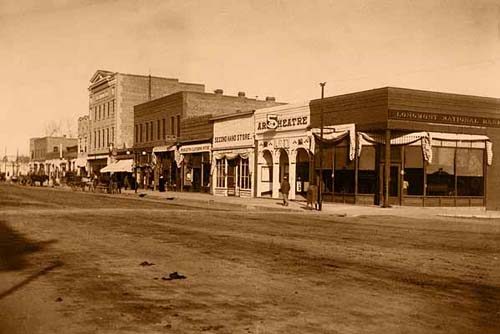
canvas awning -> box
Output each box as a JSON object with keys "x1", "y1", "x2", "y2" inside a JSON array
[
  {"x1": 100, "y1": 159, "x2": 134, "y2": 173},
  {"x1": 152, "y1": 145, "x2": 176, "y2": 154}
]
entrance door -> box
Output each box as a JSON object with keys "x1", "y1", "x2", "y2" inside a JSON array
[
  {"x1": 227, "y1": 160, "x2": 236, "y2": 196},
  {"x1": 379, "y1": 163, "x2": 401, "y2": 205}
]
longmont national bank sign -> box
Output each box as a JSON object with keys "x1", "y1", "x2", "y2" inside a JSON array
[{"x1": 390, "y1": 110, "x2": 500, "y2": 128}]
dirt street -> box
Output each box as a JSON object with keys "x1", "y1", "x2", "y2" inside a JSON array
[{"x1": 0, "y1": 184, "x2": 499, "y2": 333}]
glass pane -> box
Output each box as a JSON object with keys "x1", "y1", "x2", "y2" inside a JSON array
[
  {"x1": 404, "y1": 146, "x2": 423, "y2": 168},
  {"x1": 456, "y1": 149, "x2": 483, "y2": 177},
  {"x1": 358, "y1": 146, "x2": 375, "y2": 170},
  {"x1": 335, "y1": 147, "x2": 354, "y2": 170},
  {"x1": 427, "y1": 147, "x2": 454, "y2": 174}
]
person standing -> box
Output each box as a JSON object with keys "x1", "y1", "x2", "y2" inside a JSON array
[{"x1": 280, "y1": 175, "x2": 291, "y2": 206}]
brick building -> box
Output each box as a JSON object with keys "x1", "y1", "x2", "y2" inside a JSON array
[
  {"x1": 133, "y1": 89, "x2": 282, "y2": 191},
  {"x1": 87, "y1": 70, "x2": 205, "y2": 174},
  {"x1": 308, "y1": 87, "x2": 500, "y2": 209},
  {"x1": 29, "y1": 136, "x2": 78, "y2": 179},
  {"x1": 76, "y1": 115, "x2": 90, "y2": 175}
]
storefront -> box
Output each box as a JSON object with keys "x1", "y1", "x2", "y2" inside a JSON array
[
  {"x1": 255, "y1": 103, "x2": 314, "y2": 200},
  {"x1": 176, "y1": 142, "x2": 211, "y2": 192},
  {"x1": 211, "y1": 111, "x2": 255, "y2": 197},
  {"x1": 309, "y1": 87, "x2": 499, "y2": 208},
  {"x1": 152, "y1": 144, "x2": 177, "y2": 191}
]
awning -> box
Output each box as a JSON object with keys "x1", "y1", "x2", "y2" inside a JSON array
[
  {"x1": 152, "y1": 145, "x2": 176, "y2": 154},
  {"x1": 100, "y1": 159, "x2": 134, "y2": 173},
  {"x1": 75, "y1": 157, "x2": 87, "y2": 167}
]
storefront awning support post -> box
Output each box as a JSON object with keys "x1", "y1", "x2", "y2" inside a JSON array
[
  {"x1": 383, "y1": 129, "x2": 391, "y2": 207},
  {"x1": 319, "y1": 82, "x2": 326, "y2": 211}
]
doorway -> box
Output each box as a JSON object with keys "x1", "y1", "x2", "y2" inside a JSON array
[
  {"x1": 380, "y1": 163, "x2": 401, "y2": 205},
  {"x1": 227, "y1": 159, "x2": 237, "y2": 196}
]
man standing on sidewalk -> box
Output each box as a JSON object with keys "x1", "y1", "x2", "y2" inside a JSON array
[{"x1": 280, "y1": 175, "x2": 291, "y2": 206}]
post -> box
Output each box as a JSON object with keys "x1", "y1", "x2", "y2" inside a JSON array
[
  {"x1": 134, "y1": 150, "x2": 138, "y2": 193},
  {"x1": 383, "y1": 129, "x2": 391, "y2": 207},
  {"x1": 318, "y1": 82, "x2": 326, "y2": 211}
]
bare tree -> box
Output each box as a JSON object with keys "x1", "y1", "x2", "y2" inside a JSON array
[{"x1": 44, "y1": 120, "x2": 63, "y2": 137}]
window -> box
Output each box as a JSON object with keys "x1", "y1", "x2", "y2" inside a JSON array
[
  {"x1": 107, "y1": 102, "x2": 110, "y2": 118},
  {"x1": 106, "y1": 128, "x2": 109, "y2": 148},
  {"x1": 216, "y1": 159, "x2": 225, "y2": 188},
  {"x1": 357, "y1": 145, "x2": 376, "y2": 194},
  {"x1": 403, "y1": 146, "x2": 424, "y2": 195},
  {"x1": 162, "y1": 119, "x2": 166, "y2": 139},
  {"x1": 171, "y1": 117, "x2": 175, "y2": 135},
  {"x1": 135, "y1": 125, "x2": 139, "y2": 144},
  {"x1": 94, "y1": 107, "x2": 97, "y2": 121},
  {"x1": 145, "y1": 122, "x2": 149, "y2": 142},
  {"x1": 97, "y1": 130, "x2": 101, "y2": 148},
  {"x1": 427, "y1": 147, "x2": 455, "y2": 196},
  {"x1": 176, "y1": 115, "x2": 181, "y2": 137},
  {"x1": 240, "y1": 158, "x2": 250, "y2": 190},
  {"x1": 53, "y1": 146, "x2": 59, "y2": 153},
  {"x1": 456, "y1": 148, "x2": 484, "y2": 196},
  {"x1": 98, "y1": 105, "x2": 101, "y2": 120},
  {"x1": 94, "y1": 131, "x2": 96, "y2": 148},
  {"x1": 334, "y1": 145, "x2": 355, "y2": 194},
  {"x1": 157, "y1": 120, "x2": 161, "y2": 140},
  {"x1": 140, "y1": 124, "x2": 143, "y2": 142},
  {"x1": 111, "y1": 127, "x2": 114, "y2": 145},
  {"x1": 151, "y1": 121, "x2": 154, "y2": 141}
]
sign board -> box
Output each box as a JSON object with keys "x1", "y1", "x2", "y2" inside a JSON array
[
  {"x1": 389, "y1": 110, "x2": 500, "y2": 128},
  {"x1": 213, "y1": 114, "x2": 254, "y2": 149},
  {"x1": 179, "y1": 143, "x2": 211, "y2": 154},
  {"x1": 255, "y1": 103, "x2": 310, "y2": 134}
]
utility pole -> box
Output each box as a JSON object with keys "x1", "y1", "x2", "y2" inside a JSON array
[{"x1": 318, "y1": 82, "x2": 326, "y2": 211}]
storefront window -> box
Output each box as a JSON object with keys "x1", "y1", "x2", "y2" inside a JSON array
[
  {"x1": 427, "y1": 147, "x2": 455, "y2": 196},
  {"x1": 404, "y1": 146, "x2": 424, "y2": 195},
  {"x1": 216, "y1": 159, "x2": 225, "y2": 188},
  {"x1": 334, "y1": 146, "x2": 354, "y2": 194},
  {"x1": 456, "y1": 148, "x2": 484, "y2": 196},
  {"x1": 240, "y1": 158, "x2": 250, "y2": 190},
  {"x1": 357, "y1": 146, "x2": 376, "y2": 194}
]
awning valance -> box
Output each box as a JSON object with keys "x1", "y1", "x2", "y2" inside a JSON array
[
  {"x1": 75, "y1": 157, "x2": 87, "y2": 167},
  {"x1": 100, "y1": 159, "x2": 134, "y2": 173},
  {"x1": 310, "y1": 124, "x2": 356, "y2": 160},
  {"x1": 152, "y1": 145, "x2": 176, "y2": 154}
]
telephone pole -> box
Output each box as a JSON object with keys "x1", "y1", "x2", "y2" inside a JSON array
[{"x1": 318, "y1": 82, "x2": 326, "y2": 211}]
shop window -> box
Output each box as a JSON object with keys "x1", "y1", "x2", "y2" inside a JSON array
[
  {"x1": 456, "y1": 148, "x2": 484, "y2": 196},
  {"x1": 240, "y1": 158, "x2": 250, "y2": 190},
  {"x1": 403, "y1": 146, "x2": 424, "y2": 195},
  {"x1": 427, "y1": 147, "x2": 455, "y2": 196},
  {"x1": 334, "y1": 146, "x2": 355, "y2": 194},
  {"x1": 216, "y1": 159, "x2": 225, "y2": 188},
  {"x1": 357, "y1": 145, "x2": 376, "y2": 194}
]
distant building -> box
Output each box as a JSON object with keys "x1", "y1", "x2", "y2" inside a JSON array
[
  {"x1": 1, "y1": 155, "x2": 30, "y2": 180},
  {"x1": 133, "y1": 89, "x2": 283, "y2": 191},
  {"x1": 87, "y1": 70, "x2": 205, "y2": 174},
  {"x1": 76, "y1": 115, "x2": 90, "y2": 175},
  {"x1": 29, "y1": 136, "x2": 78, "y2": 178}
]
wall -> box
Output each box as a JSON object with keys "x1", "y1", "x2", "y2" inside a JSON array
[{"x1": 117, "y1": 74, "x2": 205, "y2": 150}]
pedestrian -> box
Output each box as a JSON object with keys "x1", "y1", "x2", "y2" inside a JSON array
[
  {"x1": 307, "y1": 183, "x2": 318, "y2": 210},
  {"x1": 280, "y1": 175, "x2": 291, "y2": 206}
]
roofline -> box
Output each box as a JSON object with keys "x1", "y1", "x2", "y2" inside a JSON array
[{"x1": 209, "y1": 110, "x2": 254, "y2": 122}]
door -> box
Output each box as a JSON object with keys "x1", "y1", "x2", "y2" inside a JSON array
[
  {"x1": 379, "y1": 163, "x2": 401, "y2": 205},
  {"x1": 227, "y1": 160, "x2": 236, "y2": 196}
]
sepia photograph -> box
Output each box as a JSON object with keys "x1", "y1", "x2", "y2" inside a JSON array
[{"x1": 0, "y1": 0, "x2": 499, "y2": 333}]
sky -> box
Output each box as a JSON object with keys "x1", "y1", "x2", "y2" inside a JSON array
[{"x1": 0, "y1": 0, "x2": 499, "y2": 155}]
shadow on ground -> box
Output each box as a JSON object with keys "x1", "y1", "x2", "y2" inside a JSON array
[{"x1": 0, "y1": 220, "x2": 57, "y2": 271}]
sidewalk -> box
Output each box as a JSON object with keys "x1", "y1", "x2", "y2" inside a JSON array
[{"x1": 120, "y1": 188, "x2": 500, "y2": 219}]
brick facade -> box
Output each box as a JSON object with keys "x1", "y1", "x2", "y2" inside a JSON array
[{"x1": 30, "y1": 136, "x2": 78, "y2": 162}]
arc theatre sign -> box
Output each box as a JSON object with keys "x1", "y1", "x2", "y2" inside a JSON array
[
  {"x1": 256, "y1": 114, "x2": 309, "y2": 131},
  {"x1": 390, "y1": 110, "x2": 500, "y2": 128}
]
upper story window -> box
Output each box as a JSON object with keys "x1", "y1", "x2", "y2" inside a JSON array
[
  {"x1": 176, "y1": 115, "x2": 180, "y2": 137},
  {"x1": 53, "y1": 146, "x2": 59, "y2": 153}
]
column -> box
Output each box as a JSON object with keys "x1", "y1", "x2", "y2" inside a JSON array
[
  {"x1": 272, "y1": 149, "x2": 281, "y2": 199},
  {"x1": 289, "y1": 149, "x2": 297, "y2": 200},
  {"x1": 383, "y1": 129, "x2": 391, "y2": 207}
]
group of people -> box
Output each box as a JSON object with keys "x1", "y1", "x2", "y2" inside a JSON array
[{"x1": 279, "y1": 175, "x2": 319, "y2": 210}]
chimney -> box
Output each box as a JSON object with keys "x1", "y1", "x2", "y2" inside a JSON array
[
  {"x1": 265, "y1": 96, "x2": 276, "y2": 102},
  {"x1": 238, "y1": 91, "x2": 245, "y2": 98},
  {"x1": 214, "y1": 89, "x2": 223, "y2": 95}
]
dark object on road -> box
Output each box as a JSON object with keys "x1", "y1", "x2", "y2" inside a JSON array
[
  {"x1": 139, "y1": 261, "x2": 155, "y2": 266},
  {"x1": 162, "y1": 272, "x2": 186, "y2": 280},
  {"x1": 166, "y1": 197, "x2": 175, "y2": 200},
  {"x1": 55, "y1": 297, "x2": 63, "y2": 302},
  {"x1": 138, "y1": 193, "x2": 147, "y2": 198}
]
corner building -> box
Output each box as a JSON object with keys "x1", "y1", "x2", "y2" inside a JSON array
[{"x1": 310, "y1": 87, "x2": 500, "y2": 209}]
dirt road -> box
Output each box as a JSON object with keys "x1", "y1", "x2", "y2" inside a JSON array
[{"x1": 0, "y1": 184, "x2": 499, "y2": 333}]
